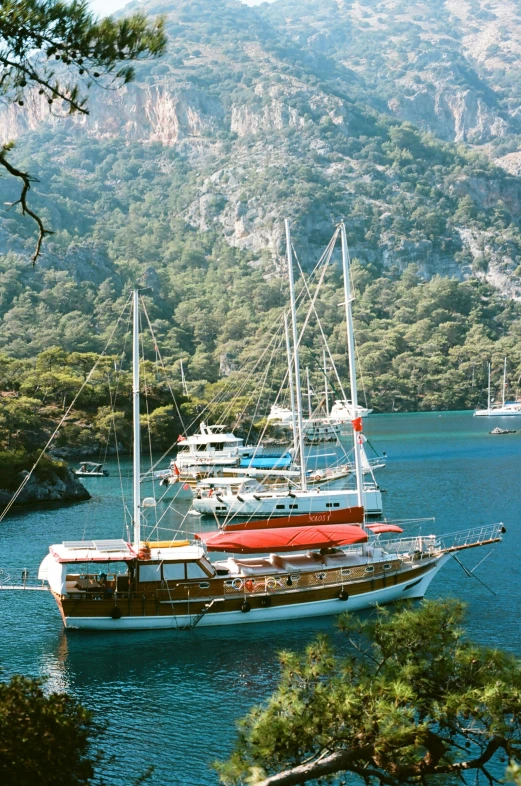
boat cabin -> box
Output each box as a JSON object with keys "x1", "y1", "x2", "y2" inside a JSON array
[
  {"x1": 194, "y1": 476, "x2": 265, "y2": 500},
  {"x1": 38, "y1": 539, "x2": 216, "y2": 598},
  {"x1": 174, "y1": 423, "x2": 245, "y2": 468}
]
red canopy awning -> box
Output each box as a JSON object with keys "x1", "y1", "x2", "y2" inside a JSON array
[
  {"x1": 196, "y1": 524, "x2": 368, "y2": 554},
  {"x1": 366, "y1": 523, "x2": 403, "y2": 534}
]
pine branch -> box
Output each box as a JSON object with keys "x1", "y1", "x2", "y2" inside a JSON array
[{"x1": 0, "y1": 144, "x2": 53, "y2": 263}]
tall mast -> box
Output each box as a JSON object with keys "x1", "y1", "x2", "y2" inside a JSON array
[
  {"x1": 340, "y1": 223, "x2": 363, "y2": 513},
  {"x1": 502, "y1": 357, "x2": 507, "y2": 408},
  {"x1": 306, "y1": 367, "x2": 312, "y2": 419},
  {"x1": 323, "y1": 349, "x2": 329, "y2": 416},
  {"x1": 283, "y1": 312, "x2": 298, "y2": 462},
  {"x1": 132, "y1": 289, "x2": 141, "y2": 550},
  {"x1": 180, "y1": 358, "x2": 188, "y2": 397},
  {"x1": 285, "y1": 219, "x2": 307, "y2": 491},
  {"x1": 487, "y1": 362, "x2": 491, "y2": 412}
]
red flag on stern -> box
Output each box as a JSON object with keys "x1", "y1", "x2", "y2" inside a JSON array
[{"x1": 351, "y1": 416, "x2": 363, "y2": 432}]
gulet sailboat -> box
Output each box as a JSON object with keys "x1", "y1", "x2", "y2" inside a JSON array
[{"x1": 191, "y1": 222, "x2": 383, "y2": 520}]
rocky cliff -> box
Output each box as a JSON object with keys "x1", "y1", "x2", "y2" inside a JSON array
[{"x1": 0, "y1": 467, "x2": 91, "y2": 507}]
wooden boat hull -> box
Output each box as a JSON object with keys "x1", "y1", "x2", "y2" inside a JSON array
[{"x1": 55, "y1": 556, "x2": 448, "y2": 631}]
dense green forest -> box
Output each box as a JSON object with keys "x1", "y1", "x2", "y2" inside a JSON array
[
  {"x1": 0, "y1": 263, "x2": 519, "y2": 458},
  {"x1": 1, "y1": 0, "x2": 521, "y2": 447}
]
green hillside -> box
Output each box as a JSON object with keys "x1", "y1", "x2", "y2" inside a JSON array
[{"x1": 1, "y1": 0, "x2": 521, "y2": 436}]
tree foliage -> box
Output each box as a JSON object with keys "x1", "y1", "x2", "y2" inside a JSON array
[
  {"x1": 0, "y1": 675, "x2": 101, "y2": 786},
  {"x1": 0, "y1": 0, "x2": 166, "y2": 260},
  {"x1": 218, "y1": 600, "x2": 521, "y2": 786}
]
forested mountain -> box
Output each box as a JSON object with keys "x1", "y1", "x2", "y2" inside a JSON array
[{"x1": 1, "y1": 0, "x2": 521, "y2": 423}]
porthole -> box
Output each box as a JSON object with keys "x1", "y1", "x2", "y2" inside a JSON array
[
  {"x1": 365, "y1": 566, "x2": 374, "y2": 573},
  {"x1": 383, "y1": 564, "x2": 392, "y2": 571}
]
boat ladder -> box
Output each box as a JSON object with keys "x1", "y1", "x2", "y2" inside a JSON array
[{"x1": 186, "y1": 598, "x2": 219, "y2": 630}]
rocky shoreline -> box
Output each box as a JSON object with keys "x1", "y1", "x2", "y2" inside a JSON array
[{"x1": 0, "y1": 466, "x2": 91, "y2": 508}]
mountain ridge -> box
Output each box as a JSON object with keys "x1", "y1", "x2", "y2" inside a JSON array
[{"x1": 0, "y1": 0, "x2": 521, "y2": 412}]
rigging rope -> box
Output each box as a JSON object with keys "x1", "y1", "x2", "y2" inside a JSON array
[{"x1": 0, "y1": 292, "x2": 134, "y2": 526}]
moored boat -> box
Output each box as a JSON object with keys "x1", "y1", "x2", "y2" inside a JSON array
[
  {"x1": 73, "y1": 462, "x2": 109, "y2": 477},
  {"x1": 37, "y1": 522, "x2": 504, "y2": 631}
]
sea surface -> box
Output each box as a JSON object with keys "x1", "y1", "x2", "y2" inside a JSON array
[{"x1": 1, "y1": 411, "x2": 520, "y2": 785}]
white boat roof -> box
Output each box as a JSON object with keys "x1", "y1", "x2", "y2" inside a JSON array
[
  {"x1": 148, "y1": 544, "x2": 205, "y2": 560},
  {"x1": 178, "y1": 432, "x2": 243, "y2": 446},
  {"x1": 49, "y1": 540, "x2": 206, "y2": 563},
  {"x1": 50, "y1": 539, "x2": 137, "y2": 563}
]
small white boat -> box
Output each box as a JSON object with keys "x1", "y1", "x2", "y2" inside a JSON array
[
  {"x1": 329, "y1": 399, "x2": 372, "y2": 420},
  {"x1": 73, "y1": 462, "x2": 109, "y2": 477}
]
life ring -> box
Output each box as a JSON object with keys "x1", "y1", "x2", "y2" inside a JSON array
[
  {"x1": 245, "y1": 579, "x2": 254, "y2": 592},
  {"x1": 266, "y1": 577, "x2": 277, "y2": 590},
  {"x1": 232, "y1": 578, "x2": 243, "y2": 590}
]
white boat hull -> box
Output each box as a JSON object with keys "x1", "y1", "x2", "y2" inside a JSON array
[
  {"x1": 192, "y1": 487, "x2": 383, "y2": 517},
  {"x1": 62, "y1": 556, "x2": 447, "y2": 630},
  {"x1": 474, "y1": 409, "x2": 521, "y2": 416}
]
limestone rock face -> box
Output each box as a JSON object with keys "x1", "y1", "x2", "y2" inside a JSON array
[
  {"x1": 388, "y1": 87, "x2": 509, "y2": 144},
  {"x1": 0, "y1": 85, "x2": 224, "y2": 146}
]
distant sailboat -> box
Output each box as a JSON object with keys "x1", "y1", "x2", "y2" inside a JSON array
[{"x1": 474, "y1": 359, "x2": 521, "y2": 416}]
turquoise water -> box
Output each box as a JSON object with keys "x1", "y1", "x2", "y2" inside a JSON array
[{"x1": 1, "y1": 411, "x2": 520, "y2": 785}]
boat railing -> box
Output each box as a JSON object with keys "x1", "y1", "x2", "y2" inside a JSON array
[
  {"x1": 377, "y1": 523, "x2": 504, "y2": 558},
  {"x1": 435, "y1": 523, "x2": 504, "y2": 553}
]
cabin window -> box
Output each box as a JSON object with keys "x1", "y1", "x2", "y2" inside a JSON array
[
  {"x1": 289, "y1": 504, "x2": 298, "y2": 510},
  {"x1": 163, "y1": 563, "x2": 186, "y2": 581},
  {"x1": 276, "y1": 504, "x2": 285, "y2": 510},
  {"x1": 333, "y1": 503, "x2": 340, "y2": 508},
  {"x1": 187, "y1": 562, "x2": 209, "y2": 579},
  {"x1": 139, "y1": 563, "x2": 162, "y2": 583},
  {"x1": 383, "y1": 564, "x2": 392, "y2": 571},
  {"x1": 365, "y1": 566, "x2": 375, "y2": 573},
  {"x1": 326, "y1": 503, "x2": 332, "y2": 508}
]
